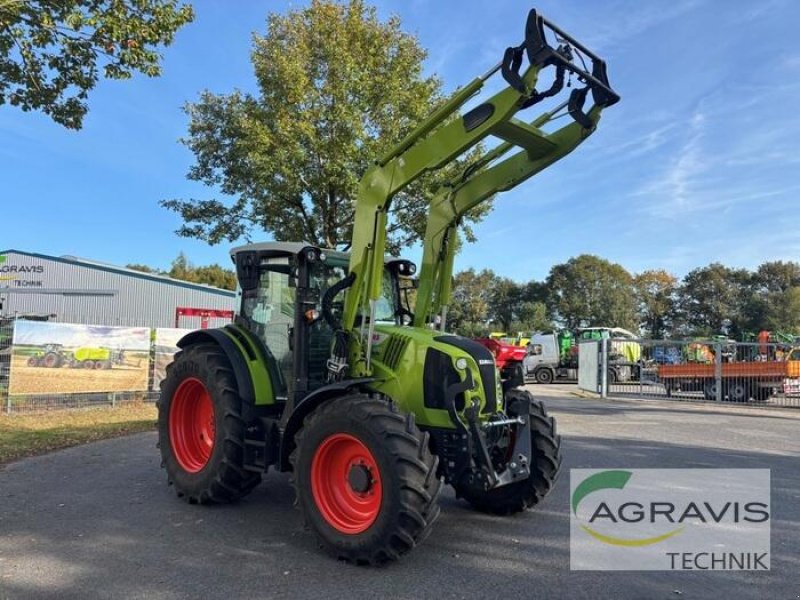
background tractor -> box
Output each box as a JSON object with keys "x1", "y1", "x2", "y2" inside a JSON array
[
  {"x1": 157, "y1": 8, "x2": 618, "y2": 565},
  {"x1": 26, "y1": 343, "x2": 69, "y2": 368},
  {"x1": 26, "y1": 345, "x2": 131, "y2": 369}
]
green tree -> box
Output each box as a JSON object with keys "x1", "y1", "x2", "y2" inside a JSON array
[
  {"x1": 487, "y1": 277, "x2": 522, "y2": 332},
  {"x1": 677, "y1": 263, "x2": 752, "y2": 337},
  {"x1": 162, "y1": 0, "x2": 491, "y2": 252},
  {"x1": 487, "y1": 278, "x2": 551, "y2": 333},
  {"x1": 448, "y1": 268, "x2": 496, "y2": 334},
  {"x1": 166, "y1": 252, "x2": 236, "y2": 290},
  {"x1": 545, "y1": 255, "x2": 637, "y2": 331},
  {"x1": 0, "y1": 0, "x2": 193, "y2": 129},
  {"x1": 753, "y1": 260, "x2": 800, "y2": 293},
  {"x1": 126, "y1": 254, "x2": 236, "y2": 290},
  {"x1": 742, "y1": 261, "x2": 800, "y2": 333},
  {"x1": 764, "y1": 287, "x2": 800, "y2": 333},
  {"x1": 512, "y1": 301, "x2": 551, "y2": 333},
  {"x1": 126, "y1": 263, "x2": 158, "y2": 274},
  {"x1": 634, "y1": 269, "x2": 677, "y2": 338}
]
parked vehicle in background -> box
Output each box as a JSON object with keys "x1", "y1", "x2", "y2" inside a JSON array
[
  {"x1": 523, "y1": 327, "x2": 638, "y2": 384},
  {"x1": 657, "y1": 332, "x2": 800, "y2": 402},
  {"x1": 523, "y1": 330, "x2": 577, "y2": 384},
  {"x1": 473, "y1": 337, "x2": 527, "y2": 382},
  {"x1": 659, "y1": 358, "x2": 800, "y2": 402},
  {"x1": 488, "y1": 331, "x2": 531, "y2": 347}
]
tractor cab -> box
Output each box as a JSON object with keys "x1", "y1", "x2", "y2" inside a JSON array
[{"x1": 231, "y1": 242, "x2": 415, "y2": 403}]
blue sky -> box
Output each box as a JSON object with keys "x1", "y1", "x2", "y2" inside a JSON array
[{"x1": 1, "y1": 0, "x2": 798, "y2": 282}]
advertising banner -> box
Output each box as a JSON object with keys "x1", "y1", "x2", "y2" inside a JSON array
[
  {"x1": 9, "y1": 321, "x2": 151, "y2": 395},
  {"x1": 152, "y1": 328, "x2": 194, "y2": 391}
]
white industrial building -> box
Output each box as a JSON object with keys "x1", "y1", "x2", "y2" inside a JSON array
[{"x1": 0, "y1": 249, "x2": 236, "y2": 328}]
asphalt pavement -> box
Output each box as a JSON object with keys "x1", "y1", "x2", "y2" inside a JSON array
[{"x1": 1, "y1": 385, "x2": 798, "y2": 600}]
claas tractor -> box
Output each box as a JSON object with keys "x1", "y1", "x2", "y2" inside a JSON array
[{"x1": 157, "y1": 8, "x2": 618, "y2": 564}]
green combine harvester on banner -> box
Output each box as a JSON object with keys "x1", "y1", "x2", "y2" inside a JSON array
[{"x1": 157, "y1": 8, "x2": 619, "y2": 564}]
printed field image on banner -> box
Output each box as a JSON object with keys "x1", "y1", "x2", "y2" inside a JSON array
[
  {"x1": 152, "y1": 328, "x2": 194, "y2": 391},
  {"x1": 9, "y1": 321, "x2": 151, "y2": 395}
]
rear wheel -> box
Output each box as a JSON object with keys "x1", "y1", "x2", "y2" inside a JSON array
[
  {"x1": 158, "y1": 343, "x2": 261, "y2": 504},
  {"x1": 703, "y1": 380, "x2": 719, "y2": 401},
  {"x1": 455, "y1": 390, "x2": 562, "y2": 515},
  {"x1": 535, "y1": 368, "x2": 554, "y2": 384},
  {"x1": 754, "y1": 385, "x2": 771, "y2": 402},
  {"x1": 726, "y1": 381, "x2": 749, "y2": 403},
  {"x1": 43, "y1": 352, "x2": 61, "y2": 368},
  {"x1": 291, "y1": 394, "x2": 441, "y2": 565}
]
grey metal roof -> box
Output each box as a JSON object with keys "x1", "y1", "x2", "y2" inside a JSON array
[{"x1": 0, "y1": 249, "x2": 235, "y2": 297}]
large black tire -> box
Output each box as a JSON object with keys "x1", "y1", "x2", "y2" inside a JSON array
[
  {"x1": 535, "y1": 368, "x2": 554, "y2": 384},
  {"x1": 158, "y1": 343, "x2": 261, "y2": 504},
  {"x1": 703, "y1": 380, "x2": 719, "y2": 401},
  {"x1": 43, "y1": 352, "x2": 62, "y2": 368},
  {"x1": 290, "y1": 394, "x2": 441, "y2": 565},
  {"x1": 726, "y1": 381, "x2": 749, "y2": 403},
  {"x1": 455, "y1": 389, "x2": 562, "y2": 515},
  {"x1": 754, "y1": 385, "x2": 772, "y2": 402}
]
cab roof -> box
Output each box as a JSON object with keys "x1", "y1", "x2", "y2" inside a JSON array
[
  {"x1": 229, "y1": 242, "x2": 350, "y2": 264},
  {"x1": 230, "y1": 242, "x2": 410, "y2": 267}
]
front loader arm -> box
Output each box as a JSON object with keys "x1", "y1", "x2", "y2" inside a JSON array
[
  {"x1": 414, "y1": 102, "x2": 605, "y2": 328},
  {"x1": 336, "y1": 8, "x2": 618, "y2": 377}
]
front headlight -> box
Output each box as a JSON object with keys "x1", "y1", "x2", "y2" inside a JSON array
[{"x1": 455, "y1": 357, "x2": 468, "y2": 370}]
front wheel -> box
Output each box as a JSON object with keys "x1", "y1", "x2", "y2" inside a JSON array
[
  {"x1": 158, "y1": 343, "x2": 261, "y2": 504},
  {"x1": 535, "y1": 368, "x2": 554, "y2": 384},
  {"x1": 291, "y1": 394, "x2": 441, "y2": 565},
  {"x1": 454, "y1": 390, "x2": 562, "y2": 515}
]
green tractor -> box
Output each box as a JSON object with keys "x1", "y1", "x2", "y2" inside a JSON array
[
  {"x1": 26, "y1": 343, "x2": 69, "y2": 368},
  {"x1": 157, "y1": 8, "x2": 618, "y2": 564}
]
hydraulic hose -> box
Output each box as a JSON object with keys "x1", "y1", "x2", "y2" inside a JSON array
[{"x1": 321, "y1": 272, "x2": 356, "y2": 330}]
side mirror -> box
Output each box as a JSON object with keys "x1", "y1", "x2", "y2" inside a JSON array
[{"x1": 235, "y1": 251, "x2": 259, "y2": 291}]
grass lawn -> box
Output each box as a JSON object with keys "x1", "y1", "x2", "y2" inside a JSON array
[{"x1": 0, "y1": 403, "x2": 157, "y2": 465}]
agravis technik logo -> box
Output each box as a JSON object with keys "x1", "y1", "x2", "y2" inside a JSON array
[{"x1": 570, "y1": 469, "x2": 770, "y2": 571}]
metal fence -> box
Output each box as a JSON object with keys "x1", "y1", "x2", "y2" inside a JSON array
[
  {"x1": 0, "y1": 317, "x2": 160, "y2": 414},
  {"x1": 600, "y1": 337, "x2": 800, "y2": 408}
]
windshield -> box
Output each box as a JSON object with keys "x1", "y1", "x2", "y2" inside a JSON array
[{"x1": 374, "y1": 269, "x2": 397, "y2": 323}]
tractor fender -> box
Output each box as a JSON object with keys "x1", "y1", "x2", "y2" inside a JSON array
[
  {"x1": 279, "y1": 378, "x2": 375, "y2": 471},
  {"x1": 177, "y1": 329, "x2": 256, "y2": 406}
]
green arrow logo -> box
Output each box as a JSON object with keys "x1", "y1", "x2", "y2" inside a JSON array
[{"x1": 572, "y1": 470, "x2": 683, "y2": 547}]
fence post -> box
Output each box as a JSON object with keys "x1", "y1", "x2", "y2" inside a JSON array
[
  {"x1": 714, "y1": 342, "x2": 722, "y2": 402},
  {"x1": 639, "y1": 340, "x2": 644, "y2": 397},
  {"x1": 600, "y1": 339, "x2": 608, "y2": 398}
]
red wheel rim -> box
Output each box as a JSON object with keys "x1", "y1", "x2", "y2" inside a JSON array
[
  {"x1": 311, "y1": 433, "x2": 383, "y2": 534},
  {"x1": 169, "y1": 377, "x2": 215, "y2": 473}
]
